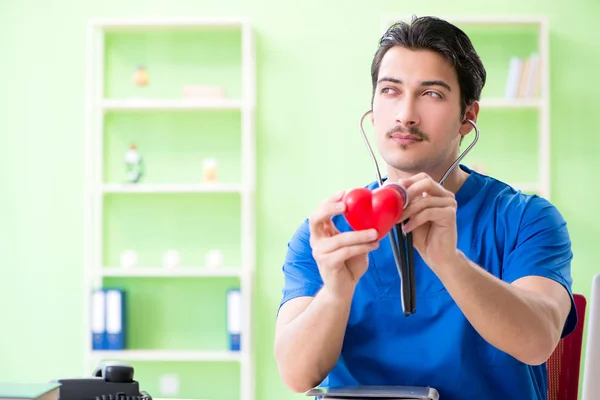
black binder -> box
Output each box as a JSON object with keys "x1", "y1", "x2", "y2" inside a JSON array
[{"x1": 305, "y1": 385, "x2": 439, "y2": 400}]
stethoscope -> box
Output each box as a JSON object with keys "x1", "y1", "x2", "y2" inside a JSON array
[{"x1": 358, "y1": 110, "x2": 480, "y2": 316}]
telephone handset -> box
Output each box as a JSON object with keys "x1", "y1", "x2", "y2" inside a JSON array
[{"x1": 54, "y1": 361, "x2": 153, "y2": 400}]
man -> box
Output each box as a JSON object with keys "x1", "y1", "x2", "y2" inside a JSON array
[{"x1": 274, "y1": 15, "x2": 577, "y2": 400}]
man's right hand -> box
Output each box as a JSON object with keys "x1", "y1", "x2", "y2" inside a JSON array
[{"x1": 308, "y1": 190, "x2": 380, "y2": 300}]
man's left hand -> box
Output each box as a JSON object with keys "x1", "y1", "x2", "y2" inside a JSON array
[{"x1": 399, "y1": 173, "x2": 460, "y2": 270}]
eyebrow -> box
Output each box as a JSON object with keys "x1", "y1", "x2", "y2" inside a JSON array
[{"x1": 377, "y1": 77, "x2": 452, "y2": 92}]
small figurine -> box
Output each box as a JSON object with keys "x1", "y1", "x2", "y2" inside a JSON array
[
  {"x1": 205, "y1": 249, "x2": 224, "y2": 269},
  {"x1": 120, "y1": 249, "x2": 138, "y2": 269},
  {"x1": 203, "y1": 158, "x2": 218, "y2": 182},
  {"x1": 163, "y1": 250, "x2": 181, "y2": 269},
  {"x1": 125, "y1": 144, "x2": 143, "y2": 183},
  {"x1": 133, "y1": 65, "x2": 149, "y2": 87}
]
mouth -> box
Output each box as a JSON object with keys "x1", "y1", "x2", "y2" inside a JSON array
[{"x1": 390, "y1": 134, "x2": 423, "y2": 145}]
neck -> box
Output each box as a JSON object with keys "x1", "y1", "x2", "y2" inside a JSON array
[{"x1": 386, "y1": 163, "x2": 469, "y2": 194}]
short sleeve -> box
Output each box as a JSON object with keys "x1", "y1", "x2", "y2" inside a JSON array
[
  {"x1": 503, "y1": 196, "x2": 577, "y2": 338},
  {"x1": 278, "y1": 219, "x2": 323, "y2": 312}
]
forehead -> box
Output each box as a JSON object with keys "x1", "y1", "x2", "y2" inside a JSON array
[{"x1": 378, "y1": 46, "x2": 458, "y2": 87}]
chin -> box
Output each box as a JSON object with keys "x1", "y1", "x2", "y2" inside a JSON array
[{"x1": 383, "y1": 157, "x2": 426, "y2": 174}]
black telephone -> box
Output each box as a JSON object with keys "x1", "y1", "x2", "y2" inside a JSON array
[{"x1": 54, "y1": 361, "x2": 153, "y2": 400}]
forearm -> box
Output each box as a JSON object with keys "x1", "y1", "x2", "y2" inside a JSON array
[
  {"x1": 435, "y1": 251, "x2": 563, "y2": 365},
  {"x1": 275, "y1": 286, "x2": 353, "y2": 392}
]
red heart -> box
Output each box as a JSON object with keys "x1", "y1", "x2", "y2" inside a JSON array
[{"x1": 343, "y1": 185, "x2": 407, "y2": 241}]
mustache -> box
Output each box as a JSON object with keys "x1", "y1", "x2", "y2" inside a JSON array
[{"x1": 386, "y1": 125, "x2": 429, "y2": 141}]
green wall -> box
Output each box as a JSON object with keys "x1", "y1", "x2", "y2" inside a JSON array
[{"x1": 0, "y1": 1, "x2": 598, "y2": 400}]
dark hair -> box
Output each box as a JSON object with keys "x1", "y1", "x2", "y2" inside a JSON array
[{"x1": 370, "y1": 15, "x2": 487, "y2": 117}]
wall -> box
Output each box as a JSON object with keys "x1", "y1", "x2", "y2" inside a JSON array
[{"x1": 0, "y1": 1, "x2": 598, "y2": 399}]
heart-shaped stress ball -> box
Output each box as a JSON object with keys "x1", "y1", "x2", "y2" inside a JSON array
[{"x1": 342, "y1": 184, "x2": 407, "y2": 241}]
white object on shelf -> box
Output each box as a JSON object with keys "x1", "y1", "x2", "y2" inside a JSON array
[
  {"x1": 203, "y1": 158, "x2": 218, "y2": 182},
  {"x1": 163, "y1": 250, "x2": 182, "y2": 269},
  {"x1": 159, "y1": 374, "x2": 180, "y2": 397},
  {"x1": 182, "y1": 85, "x2": 225, "y2": 99},
  {"x1": 119, "y1": 250, "x2": 138, "y2": 269},
  {"x1": 205, "y1": 249, "x2": 224, "y2": 269}
]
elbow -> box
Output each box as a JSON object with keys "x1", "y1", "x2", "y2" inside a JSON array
[
  {"x1": 514, "y1": 336, "x2": 560, "y2": 366},
  {"x1": 280, "y1": 375, "x2": 318, "y2": 394},
  {"x1": 274, "y1": 342, "x2": 319, "y2": 393},
  {"x1": 275, "y1": 362, "x2": 319, "y2": 393}
]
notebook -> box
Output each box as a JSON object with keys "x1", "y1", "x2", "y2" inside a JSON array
[{"x1": 306, "y1": 385, "x2": 439, "y2": 399}]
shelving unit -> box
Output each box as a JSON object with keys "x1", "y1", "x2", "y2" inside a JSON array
[
  {"x1": 381, "y1": 15, "x2": 551, "y2": 199},
  {"x1": 101, "y1": 183, "x2": 244, "y2": 194},
  {"x1": 84, "y1": 17, "x2": 255, "y2": 400}
]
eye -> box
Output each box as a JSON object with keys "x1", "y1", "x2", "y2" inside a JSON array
[
  {"x1": 424, "y1": 91, "x2": 442, "y2": 99},
  {"x1": 380, "y1": 87, "x2": 398, "y2": 95}
]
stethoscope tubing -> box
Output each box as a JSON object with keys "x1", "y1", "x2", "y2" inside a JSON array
[{"x1": 359, "y1": 110, "x2": 480, "y2": 315}]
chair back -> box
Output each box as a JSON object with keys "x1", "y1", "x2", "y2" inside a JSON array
[{"x1": 547, "y1": 293, "x2": 587, "y2": 400}]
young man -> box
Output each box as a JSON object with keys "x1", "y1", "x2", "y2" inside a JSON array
[{"x1": 274, "y1": 16, "x2": 576, "y2": 400}]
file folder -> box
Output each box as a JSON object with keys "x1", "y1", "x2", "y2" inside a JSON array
[
  {"x1": 227, "y1": 288, "x2": 242, "y2": 351},
  {"x1": 105, "y1": 289, "x2": 126, "y2": 350},
  {"x1": 90, "y1": 289, "x2": 106, "y2": 350}
]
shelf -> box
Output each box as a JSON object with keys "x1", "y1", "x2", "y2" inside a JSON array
[
  {"x1": 100, "y1": 267, "x2": 242, "y2": 278},
  {"x1": 89, "y1": 17, "x2": 249, "y2": 31},
  {"x1": 102, "y1": 183, "x2": 243, "y2": 194},
  {"x1": 382, "y1": 15, "x2": 546, "y2": 28},
  {"x1": 98, "y1": 99, "x2": 244, "y2": 111},
  {"x1": 90, "y1": 350, "x2": 242, "y2": 362},
  {"x1": 439, "y1": 15, "x2": 547, "y2": 27},
  {"x1": 479, "y1": 98, "x2": 542, "y2": 109}
]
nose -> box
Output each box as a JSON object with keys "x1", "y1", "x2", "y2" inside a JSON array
[{"x1": 395, "y1": 98, "x2": 420, "y2": 127}]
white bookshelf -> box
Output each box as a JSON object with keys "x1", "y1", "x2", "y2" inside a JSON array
[
  {"x1": 84, "y1": 17, "x2": 255, "y2": 400},
  {"x1": 99, "y1": 98, "x2": 244, "y2": 111},
  {"x1": 99, "y1": 267, "x2": 243, "y2": 278},
  {"x1": 101, "y1": 183, "x2": 244, "y2": 194},
  {"x1": 90, "y1": 350, "x2": 242, "y2": 362},
  {"x1": 380, "y1": 15, "x2": 551, "y2": 199}
]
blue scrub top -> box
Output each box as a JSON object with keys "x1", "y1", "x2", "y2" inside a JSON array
[{"x1": 279, "y1": 165, "x2": 577, "y2": 400}]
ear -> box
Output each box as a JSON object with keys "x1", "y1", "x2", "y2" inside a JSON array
[{"x1": 459, "y1": 101, "x2": 480, "y2": 136}]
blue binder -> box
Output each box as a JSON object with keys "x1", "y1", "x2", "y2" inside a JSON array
[
  {"x1": 227, "y1": 288, "x2": 242, "y2": 351},
  {"x1": 91, "y1": 289, "x2": 107, "y2": 350},
  {"x1": 105, "y1": 289, "x2": 126, "y2": 350}
]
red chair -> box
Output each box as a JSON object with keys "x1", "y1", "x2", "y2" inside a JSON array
[{"x1": 547, "y1": 294, "x2": 587, "y2": 400}]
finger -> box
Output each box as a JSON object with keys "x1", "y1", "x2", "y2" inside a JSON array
[
  {"x1": 403, "y1": 177, "x2": 454, "y2": 201},
  {"x1": 402, "y1": 206, "x2": 457, "y2": 233},
  {"x1": 314, "y1": 228, "x2": 379, "y2": 254},
  {"x1": 398, "y1": 172, "x2": 430, "y2": 188},
  {"x1": 309, "y1": 191, "x2": 347, "y2": 238},
  {"x1": 400, "y1": 195, "x2": 456, "y2": 223},
  {"x1": 321, "y1": 242, "x2": 380, "y2": 265}
]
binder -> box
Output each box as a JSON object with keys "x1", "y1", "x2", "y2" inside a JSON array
[
  {"x1": 227, "y1": 288, "x2": 242, "y2": 351},
  {"x1": 105, "y1": 289, "x2": 126, "y2": 350},
  {"x1": 90, "y1": 289, "x2": 107, "y2": 350}
]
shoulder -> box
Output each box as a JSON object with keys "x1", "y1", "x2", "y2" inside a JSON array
[{"x1": 463, "y1": 166, "x2": 567, "y2": 233}]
